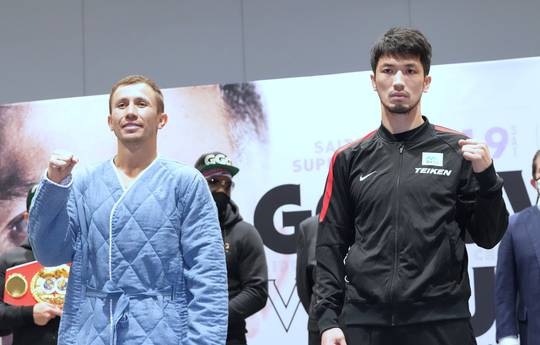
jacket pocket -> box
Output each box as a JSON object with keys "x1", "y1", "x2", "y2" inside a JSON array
[
  {"x1": 344, "y1": 242, "x2": 388, "y2": 303},
  {"x1": 344, "y1": 243, "x2": 359, "y2": 283}
]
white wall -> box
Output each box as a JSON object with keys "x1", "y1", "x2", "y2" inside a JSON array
[{"x1": 0, "y1": 0, "x2": 539, "y2": 102}]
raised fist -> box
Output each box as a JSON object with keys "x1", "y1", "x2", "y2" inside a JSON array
[
  {"x1": 47, "y1": 150, "x2": 79, "y2": 184},
  {"x1": 458, "y1": 139, "x2": 492, "y2": 173}
]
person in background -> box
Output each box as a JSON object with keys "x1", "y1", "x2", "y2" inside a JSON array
[
  {"x1": 195, "y1": 151, "x2": 268, "y2": 345},
  {"x1": 496, "y1": 150, "x2": 540, "y2": 345},
  {"x1": 296, "y1": 215, "x2": 319, "y2": 345},
  {"x1": 0, "y1": 185, "x2": 61, "y2": 345}
]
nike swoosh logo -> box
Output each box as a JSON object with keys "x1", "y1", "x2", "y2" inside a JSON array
[{"x1": 359, "y1": 171, "x2": 377, "y2": 181}]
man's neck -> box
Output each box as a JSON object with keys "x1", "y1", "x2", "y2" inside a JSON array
[
  {"x1": 381, "y1": 108, "x2": 424, "y2": 134},
  {"x1": 114, "y1": 140, "x2": 157, "y2": 178}
]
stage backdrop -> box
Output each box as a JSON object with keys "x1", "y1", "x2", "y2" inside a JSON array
[{"x1": 1, "y1": 56, "x2": 539, "y2": 345}]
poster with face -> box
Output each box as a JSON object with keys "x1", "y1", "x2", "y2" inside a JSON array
[{"x1": 1, "y1": 56, "x2": 539, "y2": 345}]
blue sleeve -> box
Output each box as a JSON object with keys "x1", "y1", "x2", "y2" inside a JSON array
[
  {"x1": 179, "y1": 172, "x2": 228, "y2": 345},
  {"x1": 495, "y1": 218, "x2": 518, "y2": 341},
  {"x1": 28, "y1": 176, "x2": 79, "y2": 266}
]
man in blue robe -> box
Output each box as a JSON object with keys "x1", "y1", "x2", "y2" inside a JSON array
[{"x1": 28, "y1": 75, "x2": 228, "y2": 345}]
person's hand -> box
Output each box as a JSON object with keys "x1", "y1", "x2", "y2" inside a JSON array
[
  {"x1": 47, "y1": 150, "x2": 79, "y2": 184},
  {"x1": 458, "y1": 139, "x2": 492, "y2": 173},
  {"x1": 33, "y1": 302, "x2": 62, "y2": 326},
  {"x1": 321, "y1": 327, "x2": 347, "y2": 345}
]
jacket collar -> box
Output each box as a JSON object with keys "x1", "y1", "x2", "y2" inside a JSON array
[{"x1": 377, "y1": 116, "x2": 433, "y2": 143}]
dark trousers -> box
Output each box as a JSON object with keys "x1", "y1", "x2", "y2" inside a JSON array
[{"x1": 343, "y1": 319, "x2": 477, "y2": 345}]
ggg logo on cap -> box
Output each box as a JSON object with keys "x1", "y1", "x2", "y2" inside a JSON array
[{"x1": 204, "y1": 153, "x2": 233, "y2": 167}]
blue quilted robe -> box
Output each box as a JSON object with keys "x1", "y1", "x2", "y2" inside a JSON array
[{"x1": 28, "y1": 158, "x2": 228, "y2": 345}]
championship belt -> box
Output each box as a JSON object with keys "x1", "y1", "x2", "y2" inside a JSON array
[{"x1": 4, "y1": 261, "x2": 70, "y2": 307}]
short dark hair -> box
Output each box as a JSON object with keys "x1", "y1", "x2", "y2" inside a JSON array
[
  {"x1": 109, "y1": 75, "x2": 164, "y2": 114},
  {"x1": 532, "y1": 150, "x2": 540, "y2": 178},
  {"x1": 370, "y1": 27, "x2": 432, "y2": 75}
]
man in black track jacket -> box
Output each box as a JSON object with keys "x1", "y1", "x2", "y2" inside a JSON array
[
  {"x1": 315, "y1": 27, "x2": 509, "y2": 345},
  {"x1": 195, "y1": 152, "x2": 268, "y2": 345}
]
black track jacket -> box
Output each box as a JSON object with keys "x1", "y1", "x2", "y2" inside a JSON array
[{"x1": 315, "y1": 117, "x2": 509, "y2": 333}]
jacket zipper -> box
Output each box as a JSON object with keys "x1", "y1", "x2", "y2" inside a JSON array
[{"x1": 389, "y1": 143, "x2": 404, "y2": 325}]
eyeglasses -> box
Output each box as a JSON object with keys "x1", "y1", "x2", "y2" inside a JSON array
[{"x1": 206, "y1": 176, "x2": 234, "y2": 190}]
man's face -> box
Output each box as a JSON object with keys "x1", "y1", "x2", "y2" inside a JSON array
[
  {"x1": 371, "y1": 54, "x2": 431, "y2": 115},
  {"x1": 206, "y1": 174, "x2": 233, "y2": 198},
  {"x1": 108, "y1": 83, "x2": 168, "y2": 145},
  {"x1": 0, "y1": 106, "x2": 47, "y2": 254}
]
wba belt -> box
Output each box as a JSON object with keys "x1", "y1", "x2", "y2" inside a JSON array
[{"x1": 4, "y1": 261, "x2": 70, "y2": 307}]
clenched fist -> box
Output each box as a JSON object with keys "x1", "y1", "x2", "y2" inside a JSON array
[
  {"x1": 458, "y1": 139, "x2": 492, "y2": 173},
  {"x1": 47, "y1": 150, "x2": 79, "y2": 184},
  {"x1": 33, "y1": 302, "x2": 62, "y2": 326}
]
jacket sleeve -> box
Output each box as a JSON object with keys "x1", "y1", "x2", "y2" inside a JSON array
[
  {"x1": 296, "y1": 221, "x2": 311, "y2": 312},
  {"x1": 28, "y1": 176, "x2": 79, "y2": 266},
  {"x1": 179, "y1": 172, "x2": 228, "y2": 345},
  {"x1": 457, "y1": 162, "x2": 509, "y2": 249},
  {"x1": 314, "y1": 151, "x2": 354, "y2": 334},
  {"x1": 495, "y1": 218, "x2": 519, "y2": 341},
  {"x1": 0, "y1": 257, "x2": 35, "y2": 334},
  {"x1": 228, "y1": 224, "x2": 268, "y2": 320}
]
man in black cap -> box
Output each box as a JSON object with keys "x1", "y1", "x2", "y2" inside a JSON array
[
  {"x1": 195, "y1": 152, "x2": 268, "y2": 345},
  {"x1": 0, "y1": 186, "x2": 62, "y2": 345}
]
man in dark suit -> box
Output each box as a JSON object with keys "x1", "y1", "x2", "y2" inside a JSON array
[
  {"x1": 496, "y1": 150, "x2": 540, "y2": 345},
  {"x1": 296, "y1": 215, "x2": 319, "y2": 345}
]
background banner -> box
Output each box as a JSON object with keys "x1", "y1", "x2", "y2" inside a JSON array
[{"x1": 1, "y1": 56, "x2": 539, "y2": 345}]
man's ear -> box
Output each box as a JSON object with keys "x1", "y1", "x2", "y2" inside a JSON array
[
  {"x1": 370, "y1": 74, "x2": 377, "y2": 91},
  {"x1": 108, "y1": 115, "x2": 113, "y2": 131},
  {"x1": 530, "y1": 178, "x2": 538, "y2": 190},
  {"x1": 423, "y1": 75, "x2": 432, "y2": 93},
  {"x1": 158, "y1": 113, "x2": 168, "y2": 129}
]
